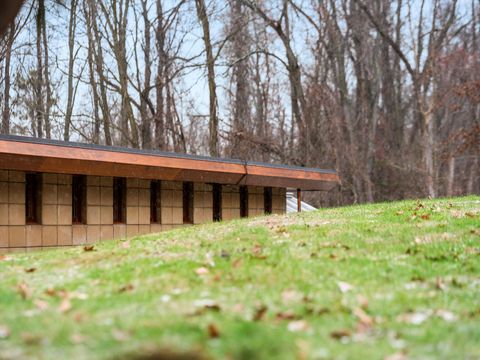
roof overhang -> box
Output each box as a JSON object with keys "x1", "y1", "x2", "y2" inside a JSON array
[{"x1": 0, "y1": 136, "x2": 339, "y2": 191}]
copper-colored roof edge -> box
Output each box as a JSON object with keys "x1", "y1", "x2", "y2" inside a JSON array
[{"x1": 0, "y1": 135, "x2": 340, "y2": 187}]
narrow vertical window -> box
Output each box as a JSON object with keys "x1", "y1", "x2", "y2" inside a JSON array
[
  {"x1": 240, "y1": 186, "x2": 248, "y2": 218},
  {"x1": 25, "y1": 173, "x2": 41, "y2": 224},
  {"x1": 212, "y1": 184, "x2": 222, "y2": 222},
  {"x1": 183, "y1": 182, "x2": 194, "y2": 224},
  {"x1": 264, "y1": 187, "x2": 272, "y2": 215},
  {"x1": 150, "y1": 180, "x2": 161, "y2": 224},
  {"x1": 113, "y1": 177, "x2": 126, "y2": 223},
  {"x1": 72, "y1": 175, "x2": 86, "y2": 224}
]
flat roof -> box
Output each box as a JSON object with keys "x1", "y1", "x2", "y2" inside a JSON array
[{"x1": 0, "y1": 135, "x2": 340, "y2": 190}]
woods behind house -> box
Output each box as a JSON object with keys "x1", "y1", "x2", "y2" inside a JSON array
[{"x1": 0, "y1": 0, "x2": 478, "y2": 206}]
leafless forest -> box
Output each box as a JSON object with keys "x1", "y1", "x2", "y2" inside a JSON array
[{"x1": 0, "y1": 0, "x2": 478, "y2": 206}]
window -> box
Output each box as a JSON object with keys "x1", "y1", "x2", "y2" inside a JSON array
[
  {"x1": 150, "y1": 180, "x2": 161, "y2": 224},
  {"x1": 212, "y1": 184, "x2": 222, "y2": 222},
  {"x1": 25, "y1": 173, "x2": 41, "y2": 224},
  {"x1": 264, "y1": 187, "x2": 272, "y2": 215},
  {"x1": 113, "y1": 177, "x2": 126, "y2": 223},
  {"x1": 72, "y1": 175, "x2": 86, "y2": 224},
  {"x1": 240, "y1": 186, "x2": 248, "y2": 218},
  {"x1": 183, "y1": 182, "x2": 194, "y2": 224}
]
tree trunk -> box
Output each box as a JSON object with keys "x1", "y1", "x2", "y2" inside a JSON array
[
  {"x1": 1, "y1": 24, "x2": 15, "y2": 135},
  {"x1": 64, "y1": 0, "x2": 78, "y2": 141}
]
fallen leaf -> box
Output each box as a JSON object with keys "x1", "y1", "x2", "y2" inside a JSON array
[
  {"x1": 353, "y1": 307, "x2": 373, "y2": 327},
  {"x1": 0, "y1": 325, "x2": 10, "y2": 339},
  {"x1": 34, "y1": 299, "x2": 49, "y2": 311},
  {"x1": 397, "y1": 311, "x2": 430, "y2": 325},
  {"x1": 194, "y1": 299, "x2": 221, "y2": 312},
  {"x1": 282, "y1": 289, "x2": 303, "y2": 304},
  {"x1": 435, "y1": 309, "x2": 457, "y2": 322},
  {"x1": 330, "y1": 329, "x2": 351, "y2": 340},
  {"x1": 207, "y1": 323, "x2": 220, "y2": 338},
  {"x1": 465, "y1": 212, "x2": 476, "y2": 218},
  {"x1": 24, "y1": 267, "x2": 37, "y2": 273},
  {"x1": 44, "y1": 288, "x2": 57, "y2": 297},
  {"x1": 395, "y1": 211, "x2": 404, "y2": 216},
  {"x1": 420, "y1": 214, "x2": 431, "y2": 220},
  {"x1": 253, "y1": 304, "x2": 268, "y2": 321},
  {"x1": 337, "y1": 281, "x2": 354, "y2": 293},
  {"x1": 195, "y1": 267, "x2": 209, "y2": 276},
  {"x1": 112, "y1": 329, "x2": 131, "y2": 342},
  {"x1": 121, "y1": 240, "x2": 131, "y2": 249},
  {"x1": 83, "y1": 245, "x2": 95, "y2": 252},
  {"x1": 59, "y1": 297, "x2": 72, "y2": 314},
  {"x1": 357, "y1": 294, "x2": 369, "y2": 309},
  {"x1": 119, "y1": 284, "x2": 134, "y2": 293},
  {"x1": 21, "y1": 332, "x2": 41, "y2": 345},
  {"x1": 17, "y1": 283, "x2": 31, "y2": 300},
  {"x1": 287, "y1": 320, "x2": 310, "y2": 332},
  {"x1": 276, "y1": 311, "x2": 297, "y2": 321}
]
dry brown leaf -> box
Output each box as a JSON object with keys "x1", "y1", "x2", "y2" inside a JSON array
[
  {"x1": 121, "y1": 240, "x2": 131, "y2": 248},
  {"x1": 59, "y1": 297, "x2": 72, "y2": 314},
  {"x1": 465, "y1": 212, "x2": 476, "y2": 218},
  {"x1": 83, "y1": 245, "x2": 95, "y2": 252},
  {"x1": 287, "y1": 320, "x2": 310, "y2": 332},
  {"x1": 24, "y1": 267, "x2": 37, "y2": 273},
  {"x1": 119, "y1": 284, "x2": 134, "y2": 293},
  {"x1": 44, "y1": 288, "x2": 57, "y2": 297},
  {"x1": 207, "y1": 323, "x2": 220, "y2": 338},
  {"x1": 34, "y1": 299, "x2": 49, "y2": 311},
  {"x1": 420, "y1": 214, "x2": 431, "y2": 220},
  {"x1": 21, "y1": 332, "x2": 42, "y2": 345},
  {"x1": 253, "y1": 304, "x2": 268, "y2": 321},
  {"x1": 357, "y1": 294, "x2": 369, "y2": 309},
  {"x1": 17, "y1": 282, "x2": 31, "y2": 300},
  {"x1": 112, "y1": 329, "x2": 131, "y2": 342},
  {"x1": 330, "y1": 329, "x2": 351, "y2": 340},
  {"x1": 195, "y1": 267, "x2": 210, "y2": 276},
  {"x1": 0, "y1": 325, "x2": 10, "y2": 339},
  {"x1": 276, "y1": 311, "x2": 297, "y2": 321},
  {"x1": 353, "y1": 307, "x2": 373, "y2": 327}
]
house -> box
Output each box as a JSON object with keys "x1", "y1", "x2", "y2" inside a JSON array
[{"x1": 0, "y1": 135, "x2": 339, "y2": 251}]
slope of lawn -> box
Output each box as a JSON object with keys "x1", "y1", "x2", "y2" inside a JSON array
[{"x1": 0, "y1": 196, "x2": 479, "y2": 360}]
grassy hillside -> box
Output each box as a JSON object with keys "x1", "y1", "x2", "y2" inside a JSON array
[{"x1": 0, "y1": 197, "x2": 479, "y2": 360}]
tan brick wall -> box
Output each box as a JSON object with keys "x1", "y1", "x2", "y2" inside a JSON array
[{"x1": 0, "y1": 170, "x2": 287, "y2": 251}]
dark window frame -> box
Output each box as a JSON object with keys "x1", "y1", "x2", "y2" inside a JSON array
[
  {"x1": 72, "y1": 175, "x2": 87, "y2": 224},
  {"x1": 212, "y1": 183, "x2": 222, "y2": 222},
  {"x1": 113, "y1": 177, "x2": 127, "y2": 224},
  {"x1": 264, "y1": 187, "x2": 273, "y2": 215},
  {"x1": 183, "y1": 182, "x2": 194, "y2": 224},
  {"x1": 240, "y1": 186, "x2": 248, "y2": 218},
  {"x1": 150, "y1": 180, "x2": 161, "y2": 224},
  {"x1": 25, "y1": 173, "x2": 42, "y2": 224}
]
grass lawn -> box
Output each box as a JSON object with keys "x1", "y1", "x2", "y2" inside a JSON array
[{"x1": 0, "y1": 196, "x2": 479, "y2": 359}]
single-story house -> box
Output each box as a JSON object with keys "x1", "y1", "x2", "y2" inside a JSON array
[{"x1": 0, "y1": 135, "x2": 339, "y2": 251}]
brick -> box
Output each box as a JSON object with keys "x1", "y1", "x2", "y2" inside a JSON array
[
  {"x1": 222, "y1": 193, "x2": 231, "y2": 209},
  {"x1": 194, "y1": 192, "x2": 204, "y2": 208},
  {"x1": 100, "y1": 206, "x2": 113, "y2": 225},
  {"x1": 138, "y1": 225, "x2": 151, "y2": 235},
  {"x1": 194, "y1": 183, "x2": 205, "y2": 191},
  {"x1": 138, "y1": 179, "x2": 150, "y2": 189},
  {"x1": 172, "y1": 190, "x2": 183, "y2": 207},
  {"x1": 126, "y1": 207, "x2": 139, "y2": 224},
  {"x1": 113, "y1": 224, "x2": 126, "y2": 240},
  {"x1": 42, "y1": 205, "x2": 58, "y2": 225},
  {"x1": 9, "y1": 205, "x2": 25, "y2": 225},
  {"x1": 126, "y1": 178, "x2": 139, "y2": 188},
  {"x1": 8, "y1": 171, "x2": 25, "y2": 183},
  {"x1": 10, "y1": 226, "x2": 26, "y2": 247},
  {"x1": 42, "y1": 226, "x2": 58, "y2": 247},
  {"x1": 204, "y1": 191, "x2": 212, "y2": 205},
  {"x1": 223, "y1": 208, "x2": 232, "y2": 221},
  {"x1": 100, "y1": 187, "x2": 113, "y2": 206},
  {"x1": 43, "y1": 173, "x2": 58, "y2": 184},
  {"x1": 150, "y1": 224, "x2": 162, "y2": 233},
  {"x1": 172, "y1": 182, "x2": 183, "y2": 190},
  {"x1": 161, "y1": 207, "x2": 173, "y2": 224},
  {"x1": 127, "y1": 188, "x2": 139, "y2": 206},
  {"x1": 8, "y1": 182, "x2": 25, "y2": 204},
  {"x1": 161, "y1": 189, "x2": 173, "y2": 207},
  {"x1": 87, "y1": 225, "x2": 101, "y2": 244},
  {"x1": 57, "y1": 205, "x2": 72, "y2": 225},
  {"x1": 204, "y1": 208, "x2": 213, "y2": 221},
  {"x1": 138, "y1": 189, "x2": 150, "y2": 206},
  {"x1": 0, "y1": 204, "x2": 8, "y2": 225},
  {"x1": 42, "y1": 184, "x2": 57, "y2": 205},
  {"x1": 172, "y1": 207, "x2": 183, "y2": 224},
  {"x1": 100, "y1": 177, "x2": 113, "y2": 187},
  {"x1": 57, "y1": 174, "x2": 72, "y2": 185},
  {"x1": 194, "y1": 208, "x2": 204, "y2": 224},
  {"x1": 138, "y1": 206, "x2": 150, "y2": 225},
  {"x1": 126, "y1": 225, "x2": 139, "y2": 238},
  {"x1": 87, "y1": 186, "x2": 101, "y2": 206},
  {"x1": 0, "y1": 170, "x2": 8, "y2": 182},
  {"x1": 57, "y1": 185, "x2": 72, "y2": 205},
  {"x1": 0, "y1": 182, "x2": 8, "y2": 203},
  {"x1": 162, "y1": 181, "x2": 174, "y2": 190},
  {"x1": 87, "y1": 206, "x2": 101, "y2": 225},
  {"x1": 231, "y1": 193, "x2": 240, "y2": 207},
  {"x1": 72, "y1": 225, "x2": 87, "y2": 245},
  {"x1": 231, "y1": 208, "x2": 240, "y2": 219},
  {"x1": 57, "y1": 226, "x2": 72, "y2": 246},
  {"x1": 86, "y1": 176, "x2": 100, "y2": 186},
  {"x1": 100, "y1": 226, "x2": 113, "y2": 241},
  {"x1": 0, "y1": 226, "x2": 8, "y2": 247}
]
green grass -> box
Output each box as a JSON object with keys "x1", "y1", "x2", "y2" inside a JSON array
[{"x1": 1, "y1": 197, "x2": 479, "y2": 360}]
